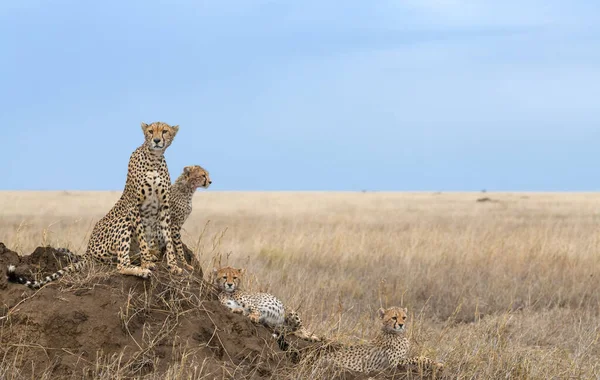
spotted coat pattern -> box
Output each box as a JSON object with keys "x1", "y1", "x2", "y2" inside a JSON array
[
  {"x1": 321, "y1": 307, "x2": 443, "y2": 373},
  {"x1": 214, "y1": 266, "x2": 320, "y2": 342},
  {"x1": 7, "y1": 122, "x2": 182, "y2": 289},
  {"x1": 130, "y1": 165, "x2": 211, "y2": 270}
]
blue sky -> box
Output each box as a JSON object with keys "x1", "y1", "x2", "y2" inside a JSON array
[{"x1": 1, "y1": 0, "x2": 599, "y2": 191}]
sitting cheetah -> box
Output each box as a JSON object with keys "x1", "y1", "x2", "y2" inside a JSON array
[
  {"x1": 213, "y1": 266, "x2": 320, "y2": 342},
  {"x1": 318, "y1": 306, "x2": 443, "y2": 373},
  {"x1": 8, "y1": 122, "x2": 183, "y2": 289},
  {"x1": 130, "y1": 165, "x2": 211, "y2": 269}
]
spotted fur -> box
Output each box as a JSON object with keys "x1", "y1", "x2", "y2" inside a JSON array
[
  {"x1": 7, "y1": 122, "x2": 182, "y2": 289},
  {"x1": 320, "y1": 307, "x2": 443, "y2": 373},
  {"x1": 130, "y1": 165, "x2": 211, "y2": 270},
  {"x1": 213, "y1": 266, "x2": 320, "y2": 342}
]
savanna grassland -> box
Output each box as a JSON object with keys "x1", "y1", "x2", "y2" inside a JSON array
[{"x1": 1, "y1": 191, "x2": 599, "y2": 379}]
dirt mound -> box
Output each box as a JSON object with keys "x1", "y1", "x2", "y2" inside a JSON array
[{"x1": 0, "y1": 244, "x2": 313, "y2": 379}]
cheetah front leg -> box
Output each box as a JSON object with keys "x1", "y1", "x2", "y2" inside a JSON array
[
  {"x1": 401, "y1": 356, "x2": 444, "y2": 371},
  {"x1": 156, "y1": 182, "x2": 182, "y2": 275},
  {"x1": 140, "y1": 224, "x2": 160, "y2": 268},
  {"x1": 290, "y1": 327, "x2": 321, "y2": 342},
  {"x1": 247, "y1": 308, "x2": 261, "y2": 323},
  {"x1": 116, "y1": 212, "x2": 152, "y2": 278},
  {"x1": 285, "y1": 310, "x2": 321, "y2": 342},
  {"x1": 137, "y1": 179, "x2": 160, "y2": 272},
  {"x1": 218, "y1": 294, "x2": 245, "y2": 314},
  {"x1": 137, "y1": 219, "x2": 158, "y2": 272}
]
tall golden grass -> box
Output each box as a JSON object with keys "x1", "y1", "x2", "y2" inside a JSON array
[{"x1": 1, "y1": 191, "x2": 599, "y2": 379}]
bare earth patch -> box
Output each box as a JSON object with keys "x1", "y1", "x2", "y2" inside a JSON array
[{"x1": 0, "y1": 244, "x2": 304, "y2": 379}]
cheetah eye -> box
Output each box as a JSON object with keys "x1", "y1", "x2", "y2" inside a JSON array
[
  {"x1": 162, "y1": 130, "x2": 167, "y2": 135},
  {"x1": 392, "y1": 316, "x2": 397, "y2": 321},
  {"x1": 232, "y1": 276, "x2": 238, "y2": 280},
  {"x1": 147, "y1": 129, "x2": 153, "y2": 134},
  {"x1": 402, "y1": 316, "x2": 407, "y2": 320},
  {"x1": 222, "y1": 276, "x2": 227, "y2": 280}
]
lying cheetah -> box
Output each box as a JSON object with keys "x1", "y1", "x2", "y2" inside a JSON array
[
  {"x1": 8, "y1": 122, "x2": 182, "y2": 288},
  {"x1": 213, "y1": 266, "x2": 320, "y2": 342},
  {"x1": 319, "y1": 306, "x2": 443, "y2": 373},
  {"x1": 131, "y1": 165, "x2": 211, "y2": 269}
]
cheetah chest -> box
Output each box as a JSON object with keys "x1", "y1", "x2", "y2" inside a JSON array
[{"x1": 140, "y1": 170, "x2": 167, "y2": 223}]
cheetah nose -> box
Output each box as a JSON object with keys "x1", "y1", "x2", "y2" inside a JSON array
[
  {"x1": 153, "y1": 138, "x2": 161, "y2": 143},
  {"x1": 208, "y1": 180, "x2": 212, "y2": 184}
]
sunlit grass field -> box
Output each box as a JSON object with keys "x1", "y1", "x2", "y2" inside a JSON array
[{"x1": 1, "y1": 191, "x2": 599, "y2": 379}]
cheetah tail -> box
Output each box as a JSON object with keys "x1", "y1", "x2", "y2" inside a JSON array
[{"x1": 7, "y1": 261, "x2": 84, "y2": 289}]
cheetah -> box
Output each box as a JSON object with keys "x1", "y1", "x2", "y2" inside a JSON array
[
  {"x1": 213, "y1": 266, "x2": 320, "y2": 342},
  {"x1": 318, "y1": 306, "x2": 443, "y2": 373},
  {"x1": 8, "y1": 122, "x2": 183, "y2": 289},
  {"x1": 130, "y1": 165, "x2": 211, "y2": 269}
]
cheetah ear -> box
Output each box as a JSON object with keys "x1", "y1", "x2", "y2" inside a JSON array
[
  {"x1": 171, "y1": 125, "x2": 179, "y2": 136},
  {"x1": 141, "y1": 122, "x2": 148, "y2": 133},
  {"x1": 238, "y1": 268, "x2": 245, "y2": 275},
  {"x1": 378, "y1": 308, "x2": 386, "y2": 318},
  {"x1": 403, "y1": 307, "x2": 408, "y2": 314},
  {"x1": 183, "y1": 166, "x2": 192, "y2": 175}
]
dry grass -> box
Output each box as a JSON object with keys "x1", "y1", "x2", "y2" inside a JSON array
[{"x1": 1, "y1": 191, "x2": 599, "y2": 379}]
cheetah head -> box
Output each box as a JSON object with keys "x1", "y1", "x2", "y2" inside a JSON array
[
  {"x1": 141, "y1": 122, "x2": 179, "y2": 152},
  {"x1": 183, "y1": 165, "x2": 212, "y2": 189},
  {"x1": 213, "y1": 266, "x2": 244, "y2": 293},
  {"x1": 378, "y1": 306, "x2": 408, "y2": 334}
]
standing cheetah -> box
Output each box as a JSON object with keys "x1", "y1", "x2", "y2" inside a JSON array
[
  {"x1": 213, "y1": 266, "x2": 320, "y2": 342},
  {"x1": 130, "y1": 165, "x2": 211, "y2": 269},
  {"x1": 8, "y1": 122, "x2": 183, "y2": 288},
  {"x1": 318, "y1": 306, "x2": 443, "y2": 373}
]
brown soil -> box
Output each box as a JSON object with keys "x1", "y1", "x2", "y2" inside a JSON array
[
  {"x1": 0, "y1": 243, "x2": 309, "y2": 379},
  {"x1": 0, "y1": 243, "x2": 425, "y2": 380}
]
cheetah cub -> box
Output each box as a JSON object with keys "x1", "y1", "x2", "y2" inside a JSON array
[
  {"x1": 213, "y1": 266, "x2": 320, "y2": 342},
  {"x1": 319, "y1": 306, "x2": 443, "y2": 373}
]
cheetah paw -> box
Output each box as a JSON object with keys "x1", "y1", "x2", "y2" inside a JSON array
[
  {"x1": 183, "y1": 263, "x2": 194, "y2": 272},
  {"x1": 168, "y1": 265, "x2": 183, "y2": 275},
  {"x1": 141, "y1": 262, "x2": 157, "y2": 271},
  {"x1": 140, "y1": 269, "x2": 152, "y2": 279},
  {"x1": 295, "y1": 332, "x2": 321, "y2": 342}
]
